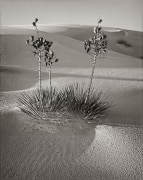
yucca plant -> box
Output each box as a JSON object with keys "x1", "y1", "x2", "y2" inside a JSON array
[
  {"x1": 83, "y1": 19, "x2": 108, "y2": 102},
  {"x1": 18, "y1": 19, "x2": 110, "y2": 124},
  {"x1": 18, "y1": 84, "x2": 111, "y2": 123}
]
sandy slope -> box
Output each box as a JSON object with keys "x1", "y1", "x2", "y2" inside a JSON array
[
  {"x1": 0, "y1": 73, "x2": 143, "y2": 179},
  {"x1": 1, "y1": 25, "x2": 143, "y2": 59},
  {"x1": 0, "y1": 109, "x2": 143, "y2": 180},
  {"x1": 55, "y1": 26, "x2": 143, "y2": 59},
  {"x1": 1, "y1": 32, "x2": 142, "y2": 70},
  {"x1": 0, "y1": 26, "x2": 143, "y2": 180}
]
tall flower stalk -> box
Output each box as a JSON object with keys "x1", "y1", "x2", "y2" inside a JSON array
[
  {"x1": 83, "y1": 19, "x2": 108, "y2": 102},
  {"x1": 44, "y1": 48, "x2": 59, "y2": 88},
  {"x1": 26, "y1": 18, "x2": 59, "y2": 91}
]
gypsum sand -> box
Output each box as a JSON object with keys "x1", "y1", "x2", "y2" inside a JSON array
[{"x1": 0, "y1": 73, "x2": 143, "y2": 180}]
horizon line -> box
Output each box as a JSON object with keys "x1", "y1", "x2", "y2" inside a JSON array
[{"x1": 1, "y1": 24, "x2": 142, "y2": 32}]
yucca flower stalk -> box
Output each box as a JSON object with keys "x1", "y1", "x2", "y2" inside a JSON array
[
  {"x1": 44, "y1": 49, "x2": 59, "y2": 88},
  {"x1": 83, "y1": 19, "x2": 108, "y2": 102},
  {"x1": 26, "y1": 18, "x2": 59, "y2": 91},
  {"x1": 26, "y1": 18, "x2": 42, "y2": 91}
]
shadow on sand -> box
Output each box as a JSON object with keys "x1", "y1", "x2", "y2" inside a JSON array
[{"x1": 0, "y1": 111, "x2": 103, "y2": 180}]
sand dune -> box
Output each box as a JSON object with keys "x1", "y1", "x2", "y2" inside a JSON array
[
  {"x1": 36, "y1": 25, "x2": 142, "y2": 59},
  {"x1": 1, "y1": 31, "x2": 142, "y2": 69},
  {"x1": 0, "y1": 74, "x2": 143, "y2": 179},
  {"x1": 0, "y1": 26, "x2": 143, "y2": 180},
  {"x1": 1, "y1": 25, "x2": 143, "y2": 58},
  {"x1": 0, "y1": 66, "x2": 55, "y2": 92}
]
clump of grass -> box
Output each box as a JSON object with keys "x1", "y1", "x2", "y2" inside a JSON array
[
  {"x1": 18, "y1": 87, "x2": 65, "y2": 122},
  {"x1": 117, "y1": 39, "x2": 132, "y2": 47},
  {"x1": 18, "y1": 84, "x2": 111, "y2": 123},
  {"x1": 62, "y1": 83, "x2": 110, "y2": 121}
]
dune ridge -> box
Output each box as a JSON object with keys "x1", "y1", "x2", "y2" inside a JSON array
[{"x1": 1, "y1": 25, "x2": 143, "y2": 58}]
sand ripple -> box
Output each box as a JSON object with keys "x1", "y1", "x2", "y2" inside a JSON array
[{"x1": 1, "y1": 112, "x2": 143, "y2": 180}]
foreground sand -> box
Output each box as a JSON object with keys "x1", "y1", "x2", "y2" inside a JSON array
[
  {"x1": 1, "y1": 111, "x2": 143, "y2": 180},
  {"x1": 0, "y1": 71, "x2": 143, "y2": 180}
]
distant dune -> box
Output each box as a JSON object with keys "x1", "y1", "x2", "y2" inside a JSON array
[
  {"x1": 1, "y1": 25, "x2": 143, "y2": 59},
  {"x1": 56, "y1": 26, "x2": 143, "y2": 59},
  {"x1": 1, "y1": 27, "x2": 142, "y2": 70}
]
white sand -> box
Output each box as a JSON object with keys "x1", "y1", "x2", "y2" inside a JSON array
[
  {"x1": 0, "y1": 106, "x2": 143, "y2": 180},
  {"x1": 0, "y1": 26, "x2": 143, "y2": 180},
  {"x1": 0, "y1": 72, "x2": 143, "y2": 179}
]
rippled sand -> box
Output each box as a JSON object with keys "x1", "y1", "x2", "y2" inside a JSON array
[
  {"x1": 1, "y1": 111, "x2": 143, "y2": 180},
  {"x1": 0, "y1": 72, "x2": 143, "y2": 180}
]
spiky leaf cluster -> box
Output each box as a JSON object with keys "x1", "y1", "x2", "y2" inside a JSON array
[
  {"x1": 18, "y1": 84, "x2": 111, "y2": 122},
  {"x1": 26, "y1": 18, "x2": 59, "y2": 67},
  {"x1": 83, "y1": 19, "x2": 107, "y2": 56}
]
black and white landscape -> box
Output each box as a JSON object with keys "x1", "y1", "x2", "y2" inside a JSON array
[{"x1": 0, "y1": 0, "x2": 143, "y2": 180}]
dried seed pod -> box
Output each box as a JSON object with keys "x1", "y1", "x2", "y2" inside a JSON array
[
  {"x1": 32, "y1": 22, "x2": 36, "y2": 27},
  {"x1": 98, "y1": 19, "x2": 102, "y2": 24},
  {"x1": 35, "y1": 18, "x2": 38, "y2": 23},
  {"x1": 55, "y1": 59, "x2": 59, "y2": 62}
]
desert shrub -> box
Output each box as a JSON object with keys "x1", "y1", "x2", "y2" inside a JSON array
[
  {"x1": 18, "y1": 84, "x2": 111, "y2": 123},
  {"x1": 62, "y1": 83, "x2": 110, "y2": 121},
  {"x1": 18, "y1": 87, "x2": 66, "y2": 121},
  {"x1": 117, "y1": 39, "x2": 132, "y2": 47}
]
